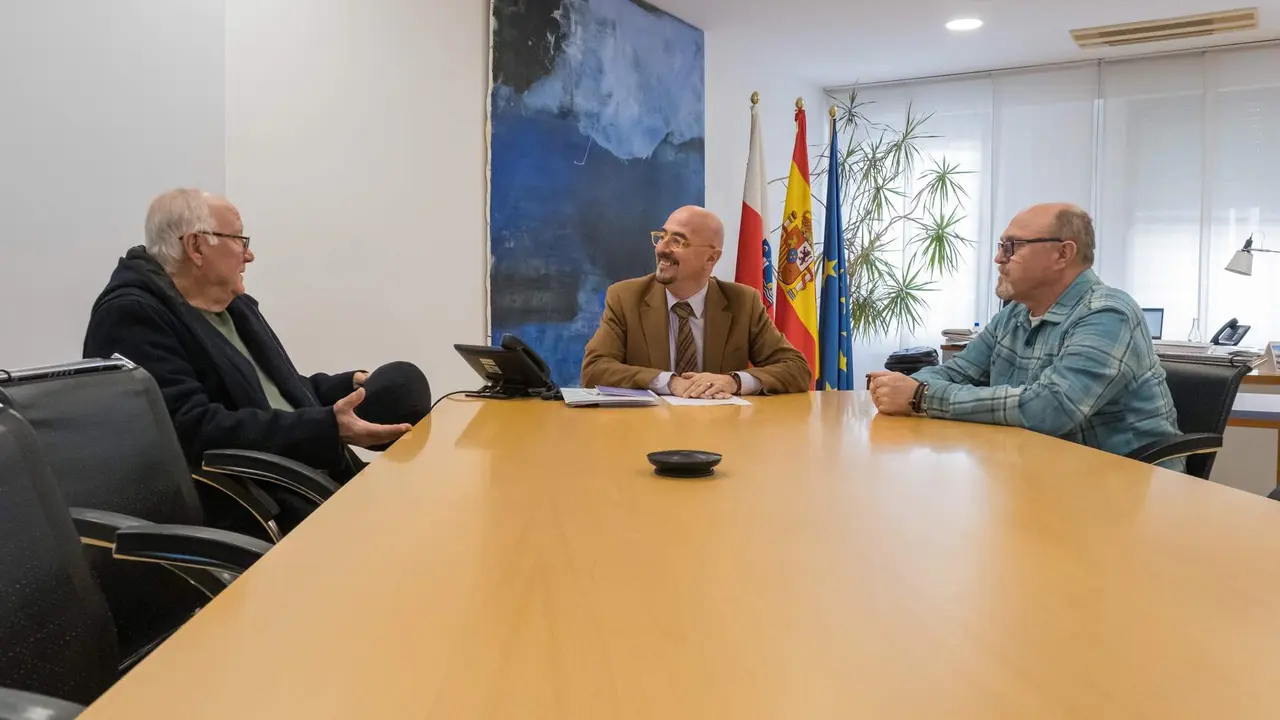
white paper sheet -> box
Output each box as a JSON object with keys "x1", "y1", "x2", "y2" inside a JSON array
[{"x1": 661, "y1": 395, "x2": 752, "y2": 407}]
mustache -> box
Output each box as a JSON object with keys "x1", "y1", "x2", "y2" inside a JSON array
[{"x1": 657, "y1": 252, "x2": 678, "y2": 264}]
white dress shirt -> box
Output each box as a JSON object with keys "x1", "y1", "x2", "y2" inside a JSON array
[{"x1": 648, "y1": 284, "x2": 762, "y2": 396}]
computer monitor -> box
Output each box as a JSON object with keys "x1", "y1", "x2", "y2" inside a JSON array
[{"x1": 1142, "y1": 308, "x2": 1164, "y2": 340}]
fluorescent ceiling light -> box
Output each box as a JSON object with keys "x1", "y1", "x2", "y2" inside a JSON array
[{"x1": 946, "y1": 18, "x2": 983, "y2": 31}]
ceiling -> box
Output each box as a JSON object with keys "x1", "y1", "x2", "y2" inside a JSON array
[{"x1": 652, "y1": 0, "x2": 1280, "y2": 86}]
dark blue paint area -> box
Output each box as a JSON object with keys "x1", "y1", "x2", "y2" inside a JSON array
[{"x1": 489, "y1": 99, "x2": 705, "y2": 387}]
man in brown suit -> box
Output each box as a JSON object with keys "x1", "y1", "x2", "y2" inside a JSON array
[{"x1": 582, "y1": 206, "x2": 811, "y2": 398}]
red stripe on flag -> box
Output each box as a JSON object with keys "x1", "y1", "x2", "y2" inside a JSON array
[
  {"x1": 735, "y1": 201, "x2": 765, "y2": 301},
  {"x1": 775, "y1": 295, "x2": 817, "y2": 387},
  {"x1": 790, "y1": 109, "x2": 810, "y2": 184}
]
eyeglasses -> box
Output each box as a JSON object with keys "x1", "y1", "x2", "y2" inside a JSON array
[
  {"x1": 997, "y1": 237, "x2": 1063, "y2": 258},
  {"x1": 651, "y1": 230, "x2": 715, "y2": 251},
  {"x1": 199, "y1": 230, "x2": 251, "y2": 250}
]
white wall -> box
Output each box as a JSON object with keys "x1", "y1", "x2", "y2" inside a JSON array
[
  {"x1": 3, "y1": 0, "x2": 762, "y2": 395},
  {"x1": 0, "y1": 0, "x2": 225, "y2": 368},
  {"x1": 702, "y1": 30, "x2": 825, "y2": 283},
  {"x1": 225, "y1": 0, "x2": 490, "y2": 394}
]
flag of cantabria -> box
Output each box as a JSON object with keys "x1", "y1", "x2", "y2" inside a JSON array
[
  {"x1": 818, "y1": 107, "x2": 853, "y2": 390},
  {"x1": 776, "y1": 100, "x2": 819, "y2": 387},
  {"x1": 734, "y1": 93, "x2": 775, "y2": 319}
]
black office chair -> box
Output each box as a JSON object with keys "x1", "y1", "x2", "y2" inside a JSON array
[
  {"x1": 0, "y1": 404, "x2": 117, "y2": 706},
  {"x1": 1125, "y1": 361, "x2": 1250, "y2": 480},
  {"x1": 0, "y1": 688, "x2": 85, "y2": 720},
  {"x1": 0, "y1": 358, "x2": 285, "y2": 663},
  {"x1": 0, "y1": 403, "x2": 269, "y2": 710}
]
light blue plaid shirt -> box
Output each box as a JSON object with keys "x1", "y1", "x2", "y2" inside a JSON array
[{"x1": 913, "y1": 269, "x2": 1183, "y2": 470}]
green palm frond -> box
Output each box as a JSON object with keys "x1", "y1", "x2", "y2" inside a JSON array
[
  {"x1": 908, "y1": 207, "x2": 973, "y2": 277},
  {"x1": 914, "y1": 156, "x2": 971, "y2": 211},
  {"x1": 771, "y1": 91, "x2": 971, "y2": 341}
]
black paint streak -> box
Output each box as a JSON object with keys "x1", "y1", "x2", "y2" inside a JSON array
[
  {"x1": 491, "y1": 0, "x2": 566, "y2": 93},
  {"x1": 491, "y1": 273, "x2": 581, "y2": 324}
]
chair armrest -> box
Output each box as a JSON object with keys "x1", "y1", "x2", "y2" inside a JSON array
[
  {"x1": 114, "y1": 524, "x2": 272, "y2": 576},
  {"x1": 193, "y1": 470, "x2": 283, "y2": 543},
  {"x1": 69, "y1": 507, "x2": 150, "y2": 548},
  {"x1": 69, "y1": 507, "x2": 270, "y2": 574},
  {"x1": 203, "y1": 449, "x2": 340, "y2": 505},
  {"x1": 1126, "y1": 433, "x2": 1223, "y2": 465},
  {"x1": 0, "y1": 687, "x2": 83, "y2": 720}
]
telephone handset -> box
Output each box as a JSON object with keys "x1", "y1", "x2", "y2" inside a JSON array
[
  {"x1": 1211, "y1": 318, "x2": 1251, "y2": 346},
  {"x1": 499, "y1": 334, "x2": 554, "y2": 388}
]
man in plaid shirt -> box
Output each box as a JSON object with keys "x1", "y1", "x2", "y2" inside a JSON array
[{"x1": 869, "y1": 203, "x2": 1182, "y2": 470}]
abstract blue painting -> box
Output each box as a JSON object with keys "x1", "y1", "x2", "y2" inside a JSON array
[{"x1": 489, "y1": 0, "x2": 705, "y2": 387}]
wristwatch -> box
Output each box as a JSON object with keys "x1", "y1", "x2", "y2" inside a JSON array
[
  {"x1": 731, "y1": 372, "x2": 743, "y2": 395},
  {"x1": 909, "y1": 381, "x2": 929, "y2": 415}
]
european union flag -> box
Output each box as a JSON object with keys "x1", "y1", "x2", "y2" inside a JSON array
[{"x1": 817, "y1": 110, "x2": 853, "y2": 390}]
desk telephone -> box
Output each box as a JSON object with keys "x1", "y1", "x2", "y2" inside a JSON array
[
  {"x1": 453, "y1": 334, "x2": 560, "y2": 400},
  {"x1": 1211, "y1": 318, "x2": 1250, "y2": 346}
]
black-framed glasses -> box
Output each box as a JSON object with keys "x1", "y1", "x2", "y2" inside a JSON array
[
  {"x1": 997, "y1": 237, "x2": 1063, "y2": 258},
  {"x1": 651, "y1": 230, "x2": 715, "y2": 251},
  {"x1": 200, "y1": 230, "x2": 251, "y2": 250}
]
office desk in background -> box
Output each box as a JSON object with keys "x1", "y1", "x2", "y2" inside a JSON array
[
  {"x1": 1222, "y1": 368, "x2": 1280, "y2": 493},
  {"x1": 81, "y1": 394, "x2": 1280, "y2": 719}
]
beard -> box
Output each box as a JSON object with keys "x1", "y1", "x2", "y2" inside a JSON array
[
  {"x1": 655, "y1": 253, "x2": 678, "y2": 284},
  {"x1": 995, "y1": 274, "x2": 1013, "y2": 300}
]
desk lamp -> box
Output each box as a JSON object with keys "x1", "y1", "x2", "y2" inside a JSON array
[{"x1": 1225, "y1": 235, "x2": 1280, "y2": 276}]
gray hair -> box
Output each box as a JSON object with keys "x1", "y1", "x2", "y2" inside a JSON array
[
  {"x1": 144, "y1": 189, "x2": 215, "y2": 272},
  {"x1": 1052, "y1": 206, "x2": 1095, "y2": 267}
]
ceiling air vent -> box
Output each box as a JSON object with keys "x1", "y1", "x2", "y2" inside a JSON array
[{"x1": 1071, "y1": 7, "x2": 1258, "y2": 48}]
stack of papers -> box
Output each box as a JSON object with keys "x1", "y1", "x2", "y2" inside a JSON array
[
  {"x1": 561, "y1": 386, "x2": 659, "y2": 407},
  {"x1": 942, "y1": 327, "x2": 975, "y2": 343},
  {"x1": 1153, "y1": 341, "x2": 1265, "y2": 367}
]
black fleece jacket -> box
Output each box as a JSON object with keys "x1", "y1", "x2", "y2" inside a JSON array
[{"x1": 83, "y1": 247, "x2": 361, "y2": 482}]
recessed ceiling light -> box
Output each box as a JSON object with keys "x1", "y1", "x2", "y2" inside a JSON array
[{"x1": 946, "y1": 18, "x2": 983, "y2": 31}]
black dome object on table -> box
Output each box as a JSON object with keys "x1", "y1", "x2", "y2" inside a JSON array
[
  {"x1": 353, "y1": 361, "x2": 431, "y2": 451},
  {"x1": 647, "y1": 450, "x2": 722, "y2": 479}
]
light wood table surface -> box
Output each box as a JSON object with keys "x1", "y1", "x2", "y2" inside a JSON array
[{"x1": 82, "y1": 392, "x2": 1280, "y2": 719}]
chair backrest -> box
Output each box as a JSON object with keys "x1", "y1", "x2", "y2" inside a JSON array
[
  {"x1": 0, "y1": 359, "x2": 201, "y2": 523},
  {"x1": 0, "y1": 406, "x2": 119, "y2": 705},
  {"x1": 1160, "y1": 360, "x2": 1250, "y2": 479},
  {"x1": 0, "y1": 359, "x2": 209, "y2": 658}
]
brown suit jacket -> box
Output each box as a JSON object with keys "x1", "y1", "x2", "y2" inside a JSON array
[{"x1": 581, "y1": 275, "x2": 812, "y2": 394}]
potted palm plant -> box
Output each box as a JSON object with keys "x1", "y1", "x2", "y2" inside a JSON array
[{"x1": 796, "y1": 89, "x2": 974, "y2": 340}]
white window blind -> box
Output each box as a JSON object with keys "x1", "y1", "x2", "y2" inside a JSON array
[{"x1": 834, "y1": 42, "x2": 1280, "y2": 370}]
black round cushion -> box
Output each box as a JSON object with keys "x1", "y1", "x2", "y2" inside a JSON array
[{"x1": 354, "y1": 361, "x2": 431, "y2": 450}]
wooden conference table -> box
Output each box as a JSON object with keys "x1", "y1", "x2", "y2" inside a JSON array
[{"x1": 82, "y1": 392, "x2": 1280, "y2": 718}]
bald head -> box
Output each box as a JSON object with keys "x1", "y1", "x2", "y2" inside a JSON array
[
  {"x1": 654, "y1": 205, "x2": 725, "y2": 298},
  {"x1": 668, "y1": 205, "x2": 725, "y2": 250},
  {"x1": 996, "y1": 202, "x2": 1097, "y2": 313},
  {"x1": 1009, "y1": 202, "x2": 1095, "y2": 267}
]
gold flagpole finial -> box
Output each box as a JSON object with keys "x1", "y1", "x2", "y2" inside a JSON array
[
  {"x1": 796, "y1": 97, "x2": 805, "y2": 110},
  {"x1": 829, "y1": 105, "x2": 837, "y2": 119},
  {"x1": 750, "y1": 91, "x2": 760, "y2": 106}
]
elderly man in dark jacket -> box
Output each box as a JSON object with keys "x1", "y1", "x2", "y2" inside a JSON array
[{"x1": 84, "y1": 189, "x2": 410, "y2": 486}]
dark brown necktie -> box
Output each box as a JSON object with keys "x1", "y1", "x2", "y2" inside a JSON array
[{"x1": 672, "y1": 301, "x2": 698, "y2": 375}]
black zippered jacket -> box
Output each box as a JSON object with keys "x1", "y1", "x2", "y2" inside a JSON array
[{"x1": 83, "y1": 247, "x2": 361, "y2": 481}]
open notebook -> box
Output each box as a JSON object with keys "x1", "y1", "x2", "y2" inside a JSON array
[{"x1": 561, "y1": 386, "x2": 660, "y2": 407}]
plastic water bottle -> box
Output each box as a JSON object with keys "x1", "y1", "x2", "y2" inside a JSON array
[{"x1": 972, "y1": 321, "x2": 980, "y2": 336}]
